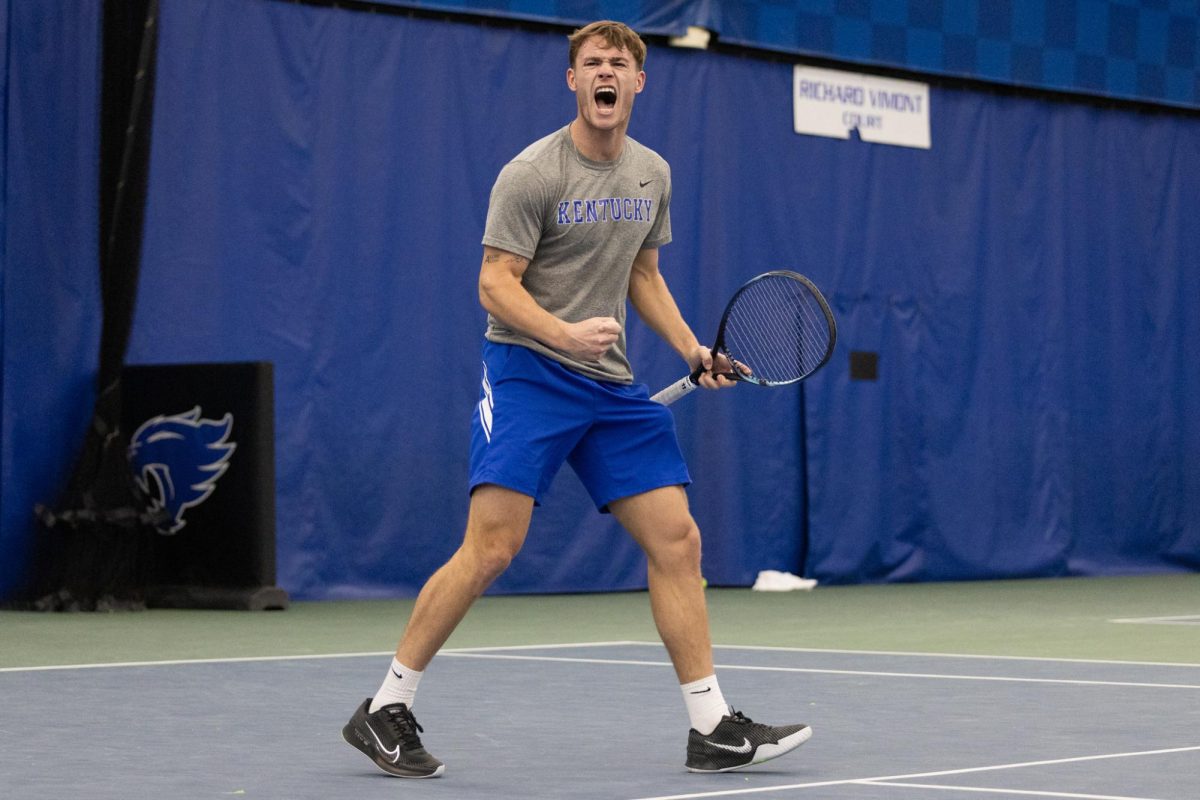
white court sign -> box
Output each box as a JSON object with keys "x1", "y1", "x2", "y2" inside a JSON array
[{"x1": 793, "y1": 65, "x2": 931, "y2": 149}]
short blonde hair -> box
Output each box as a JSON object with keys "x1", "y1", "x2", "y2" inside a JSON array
[{"x1": 568, "y1": 21, "x2": 647, "y2": 70}]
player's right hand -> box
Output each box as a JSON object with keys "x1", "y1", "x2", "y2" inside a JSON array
[{"x1": 561, "y1": 316, "x2": 621, "y2": 361}]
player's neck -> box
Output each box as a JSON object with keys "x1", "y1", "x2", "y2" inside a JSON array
[{"x1": 569, "y1": 118, "x2": 626, "y2": 162}]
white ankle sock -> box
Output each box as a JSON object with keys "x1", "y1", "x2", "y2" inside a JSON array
[
  {"x1": 681, "y1": 675, "x2": 729, "y2": 735},
  {"x1": 369, "y1": 659, "x2": 423, "y2": 713}
]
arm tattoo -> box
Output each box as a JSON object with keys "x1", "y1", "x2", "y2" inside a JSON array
[{"x1": 484, "y1": 253, "x2": 528, "y2": 265}]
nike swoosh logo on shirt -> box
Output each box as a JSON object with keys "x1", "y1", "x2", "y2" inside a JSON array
[
  {"x1": 639, "y1": 179, "x2": 653, "y2": 187},
  {"x1": 708, "y1": 737, "x2": 753, "y2": 754}
]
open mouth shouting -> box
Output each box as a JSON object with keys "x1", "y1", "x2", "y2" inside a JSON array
[{"x1": 594, "y1": 85, "x2": 618, "y2": 111}]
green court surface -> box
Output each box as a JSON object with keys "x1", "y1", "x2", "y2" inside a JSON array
[{"x1": 2, "y1": 574, "x2": 1197, "y2": 669}]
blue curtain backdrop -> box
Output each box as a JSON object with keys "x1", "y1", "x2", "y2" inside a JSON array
[
  {"x1": 0, "y1": 1, "x2": 102, "y2": 599},
  {"x1": 1, "y1": 0, "x2": 1197, "y2": 601},
  {"x1": 804, "y1": 98, "x2": 1200, "y2": 583}
]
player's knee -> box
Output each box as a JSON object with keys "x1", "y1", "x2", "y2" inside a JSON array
[
  {"x1": 648, "y1": 517, "x2": 702, "y2": 571},
  {"x1": 475, "y1": 549, "x2": 514, "y2": 583},
  {"x1": 463, "y1": 521, "x2": 523, "y2": 581},
  {"x1": 677, "y1": 521, "x2": 702, "y2": 566}
]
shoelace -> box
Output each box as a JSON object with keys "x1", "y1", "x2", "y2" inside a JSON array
[
  {"x1": 382, "y1": 705, "x2": 425, "y2": 748},
  {"x1": 726, "y1": 709, "x2": 754, "y2": 725}
]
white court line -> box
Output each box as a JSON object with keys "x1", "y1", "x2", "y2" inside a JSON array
[
  {"x1": 1110, "y1": 615, "x2": 1200, "y2": 626},
  {"x1": 699, "y1": 643, "x2": 1200, "y2": 670},
  {"x1": 438, "y1": 652, "x2": 1200, "y2": 690},
  {"x1": 624, "y1": 745, "x2": 1200, "y2": 800},
  {"x1": 16, "y1": 648, "x2": 1189, "y2": 690},
  {"x1": 3, "y1": 642, "x2": 1198, "y2": 689},
  {"x1": 0, "y1": 640, "x2": 639, "y2": 673},
  {"x1": 5, "y1": 639, "x2": 1196, "y2": 673},
  {"x1": 859, "y1": 780, "x2": 1165, "y2": 800},
  {"x1": 0, "y1": 650, "x2": 394, "y2": 673},
  {"x1": 447, "y1": 640, "x2": 643, "y2": 652}
]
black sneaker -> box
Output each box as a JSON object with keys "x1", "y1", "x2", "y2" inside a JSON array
[
  {"x1": 342, "y1": 699, "x2": 445, "y2": 778},
  {"x1": 686, "y1": 709, "x2": 811, "y2": 772}
]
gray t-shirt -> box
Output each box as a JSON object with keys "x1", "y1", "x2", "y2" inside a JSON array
[{"x1": 481, "y1": 125, "x2": 672, "y2": 383}]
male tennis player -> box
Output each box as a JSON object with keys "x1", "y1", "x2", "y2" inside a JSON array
[{"x1": 342, "y1": 20, "x2": 811, "y2": 778}]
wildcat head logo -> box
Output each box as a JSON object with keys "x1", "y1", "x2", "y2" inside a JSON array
[{"x1": 129, "y1": 407, "x2": 236, "y2": 534}]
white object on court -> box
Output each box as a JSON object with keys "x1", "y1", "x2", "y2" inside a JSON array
[{"x1": 752, "y1": 570, "x2": 818, "y2": 592}]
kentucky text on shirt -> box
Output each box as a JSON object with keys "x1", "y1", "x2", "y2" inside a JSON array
[{"x1": 556, "y1": 197, "x2": 654, "y2": 225}]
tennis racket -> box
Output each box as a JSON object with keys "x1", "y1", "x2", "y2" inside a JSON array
[{"x1": 651, "y1": 271, "x2": 837, "y2": 405}]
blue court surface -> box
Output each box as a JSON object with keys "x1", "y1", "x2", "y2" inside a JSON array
[{"x1": 2, "y1": 641, "x2": 1197, "y2": 799}]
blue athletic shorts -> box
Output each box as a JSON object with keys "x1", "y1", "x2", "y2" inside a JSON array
[{"x1": 469, "y1": 342, "x2": 691, "y2": 511}]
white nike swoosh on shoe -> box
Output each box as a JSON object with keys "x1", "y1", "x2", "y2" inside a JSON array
[
  {"x1": 366, "y1": 720, "x2": 401, "y2": 762},
  {"x1": 708, "y1": 737, "x2": 753, "y2": 753}
]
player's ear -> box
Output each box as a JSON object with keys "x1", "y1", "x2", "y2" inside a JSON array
[
  {"x1": 635, "y1": 70, "x2": 645, "y2": 94},
  {"x1": 566, "y1": 67, "x2": 577, "y2": 91}
]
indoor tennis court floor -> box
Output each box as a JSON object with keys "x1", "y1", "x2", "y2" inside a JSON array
[{"x1": 2, "y1": 575, "x2": 1197, "y2": 799}]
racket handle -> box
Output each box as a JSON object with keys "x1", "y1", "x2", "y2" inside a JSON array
[{"x1": 651, "y1": 375, "x2": 699, "y2": 405}]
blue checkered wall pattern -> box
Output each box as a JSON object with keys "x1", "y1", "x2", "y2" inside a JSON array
[
  {"x1": 719, "y1": 0, "x2": 1199, "y2": 108},
  {"x1": 377, "y1": 0, "x2": 1199, "y2": 109}
]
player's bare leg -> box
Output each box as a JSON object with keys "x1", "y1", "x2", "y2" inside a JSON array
[
  {"x1": 609, "y1": 485, "x2": 713, "y2": 682},
  {"x1": 342, "y1": 484, "x2": 532, "y2": 778},
  {"x1": 610, "y1": 484, "x2": 811, "y2": 772},
  {"x1": 397, "y1": 484, "x2": 533, "y2": 669}
]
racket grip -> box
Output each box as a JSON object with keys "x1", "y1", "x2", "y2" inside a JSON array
[{"x1": 651, "y1": 375, "x2": 699, "y2": 405}]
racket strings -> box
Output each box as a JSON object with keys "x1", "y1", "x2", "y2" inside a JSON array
[{"x1": 721, "y1": 277, "x2": 832, "y2": 384}]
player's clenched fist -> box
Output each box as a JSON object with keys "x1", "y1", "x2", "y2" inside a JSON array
[{"x1": 561, "y1": 316, "x2": 621, "y2": 361}]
